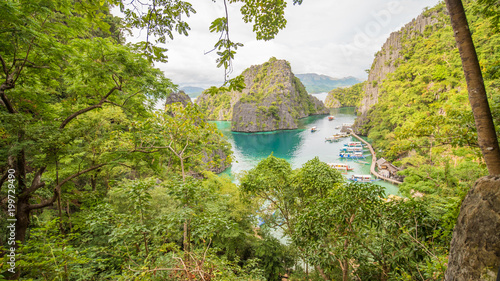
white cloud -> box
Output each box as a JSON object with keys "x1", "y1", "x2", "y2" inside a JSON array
[{"x1": 117, "y1": 0, "x2": 441, "y2": 88}]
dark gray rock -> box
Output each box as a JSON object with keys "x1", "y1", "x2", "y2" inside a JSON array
[
  {"x1": 445, "y1": 176, "x2": 500, "y2": 281},
  {"x1": 165, "y1": 90, "x2": 192, "y2": 106}
]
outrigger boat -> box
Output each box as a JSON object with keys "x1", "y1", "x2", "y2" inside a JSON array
[
  {"x1": 311, "y1": 126, "x2": 317, "y2": 132},
  {"x1": 340, "y1": 146, "x2": 363, "y2": 152},
  {"x1": 325, "y1": 135, "x2": 341, "y2": 142},
  {"x1": 339, "y1": 152, "x2": 366, "y2": 159},
  {"x1": 343, "y1": 141, "x2": 363, "y2": 147},
  {"x1": 328, "y1": 116, "x2": 335, "y2": 121},
  {"x1": 335, "y1": 132, "x2": 348, "y2": 138},
  {"x1": 348, "y1": 174, "x2": 379, "y2": 182},
  {"x1": 328, "y1": 163, "x2": 354, "y2": 171}
]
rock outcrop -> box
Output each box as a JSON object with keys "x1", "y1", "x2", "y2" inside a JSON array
[
  {"x1": 165, "y1": 91, "x2": 231, "y2": 174},
  {"x1": 195, "y1": 91, "x2": 242, "y2": 121},
  {"x1": 355, "y1": 9, "x2": 441, "y2": 133},
  {"x1": 231, "y1": 58, "x2": 329, "y2": 132},
  {"x1": 165, "y1": 90, "x2": 192, "y2": 106},
  {"x1": 324, "y1": 96, "x2": 341, "y2": 108},
  {"x1": 445, "y1": 176, "x2": 500, "y2": 281}
]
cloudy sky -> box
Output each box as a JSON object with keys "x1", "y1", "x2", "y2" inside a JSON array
[{"x1": 121, "y1": 0, "x2": 441, "y2": 88}]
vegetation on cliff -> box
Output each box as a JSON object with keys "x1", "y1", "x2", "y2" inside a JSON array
[
  {"x1": 196, "y1": 57, "x2": 328, "y2": 130},
  {"x1": 324, "y1": 82, "x2": 365, "y2": 108},
  {"x1": 351, "y1": 1, "x2": 499, "y2": 276},
  {"x1": 231, "y1": 57, "x2": 329, "y2": 132},
  {"x1": 195, "y1": 90, "x2": 240, "y2": 120}
]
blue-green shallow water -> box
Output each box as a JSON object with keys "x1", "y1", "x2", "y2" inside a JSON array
[{"x1": 213, "y1": 106, "x2": 399, "y2": 195}]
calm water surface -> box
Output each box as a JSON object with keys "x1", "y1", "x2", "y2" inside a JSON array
[{"x1": 213, "y1": 105, "x2": 398, "y2": 195}]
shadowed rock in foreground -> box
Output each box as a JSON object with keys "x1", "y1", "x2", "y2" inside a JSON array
[{"x1": 445, "y1": 176, "x2": 500, "y2": 281}]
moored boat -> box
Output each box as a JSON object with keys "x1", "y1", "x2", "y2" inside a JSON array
[
  {"x1": 339, "y1": 152, "x2": 366, "y2": 159},
  {"x1": 340, "y1": 146, "x2": 363, "y2": 152},
  {"x1": 325, "y1": 135, "x2": 340, "y2": 142},
  {"x1": 328, "y1": 163, "x2": 354, "y2": 171},
  {"x1": 343, "y1": 141, "x2": 363, "y2": 147},
  {"x1": 348, "y1": 174, "x2": 378, "y2": 182}
]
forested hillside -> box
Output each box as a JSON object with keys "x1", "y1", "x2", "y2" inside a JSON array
[
  {"x1": 324, "y1": 82, "x2": 365, "y2": 108},
  {"x1": 353, "y1": 1, "x2": 499, "y2": 273}
]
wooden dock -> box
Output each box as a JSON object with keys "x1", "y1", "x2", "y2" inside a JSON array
[{"x1": 348, "y1": 130, "x2": 403, "y2": 185}]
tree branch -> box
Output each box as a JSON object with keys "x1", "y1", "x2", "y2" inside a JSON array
[
  {"x1": 0, "y1": 90, "x2": 17, "y2": 114},
  {"x1": 19, "y1": 167, "x2": 46, "y2": 199},
  {"x1": 28, "y1": 163, "x2": 106, "y2": 210},
  {"x1": 59, "y1": 86, "x2": 120, "y2": 129},
  {"x1": 0, "y1": 54, "x2": 7, "y2": 75}
]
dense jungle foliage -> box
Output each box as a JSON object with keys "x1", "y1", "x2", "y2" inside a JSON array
[{"x1": 359, "y1": 0, "x2": 497, "y2": 225}]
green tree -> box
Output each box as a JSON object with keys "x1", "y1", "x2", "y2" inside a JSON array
[
  {"x1": 240, "y1": 156, "x2": 344, "y2": 280},
  {"x1": 0, "y1": 4, "x2": 173, "y2": 280}
]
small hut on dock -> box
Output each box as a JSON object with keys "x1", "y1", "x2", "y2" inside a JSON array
[{"x1": 376, "y1": 158, "x2": 401, "y2": 178}]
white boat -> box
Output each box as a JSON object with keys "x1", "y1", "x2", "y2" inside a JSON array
[
  {"x1": 340, "y1": 146, "x2": 363, "y2": 152},
  {"x1": 348, "y1": 174, "x2": 378, "y2": 182},
  {"x1": 328, "y1": 163, "x2": 354, "y2": 171},
  {"x1": 328, "y1": 116, "x2": 335, "y2": 121},
  {"x1": 343, "y1": 141, "x2": 363, "y2": 147},
  {"x1": 325, "y1": 135, "x2": 340, "y2": 142},
  {"x1": 339, "y1": 152, "x2": 366, "y2": 159},
  {"x1": 311, "y1": 126, "x2": 317, "y2": 132}
]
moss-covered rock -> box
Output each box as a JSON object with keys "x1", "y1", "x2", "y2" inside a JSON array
[{"x1": 195, "y1": 90, "x2": 242, "y2": 121}]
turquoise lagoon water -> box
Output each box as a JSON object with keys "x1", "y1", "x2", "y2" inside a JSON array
[{"x1": 213, "y1": 106, "x2": 398, "y2": 195}]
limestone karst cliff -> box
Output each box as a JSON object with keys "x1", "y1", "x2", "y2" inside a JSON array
[
  {"x1": 195, "y1": 90, "x2": 242, "y2": 121},
  {"x1": 231, "y1": 58, "x2": 329, "y2": 132},
  {"x1": 355, "y1": 8, "x2": 442, "y2": 133},
  {"x1": 165, "y1": 91, "x2": 231, "y2": 174},
  {"x1": 165, "y1": 90, "x2": 192, "y2": 106},
  {"x1": 196, "y1": 57, "x2": 329, "y2": 132}
]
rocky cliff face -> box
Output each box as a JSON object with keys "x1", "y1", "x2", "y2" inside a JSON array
[
  {"x1": 231, "y1": 58, "x2": 329, "y2": 132},
  {"x1": 195, "y1": 91, "x2": 242, "y2": 121},
  {"x1": 165, "y1": 91, "x2": 231, "y2": 175},
  {"x1": 355, "y1": 9, "x2": 441, "y2": 133},
  {"x1": 165, "y1": 90, "x2": 192, "y2": 106},
  {"x1": 445, "y1": 176, "x2": 500, "y2": 281},
  {"x1": 324, "y1": 96, "x2": 341, "y2": 108}
]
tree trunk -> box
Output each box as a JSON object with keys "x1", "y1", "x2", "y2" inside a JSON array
[
  {"x1": 445, "y1": 0, "x2": 500, "y2": 175},
  {"x1": 315, "y1": 265, "x2": 329, "y2": 281},
  {"x1": 342, "y1": 259, "x2": 349, "y2": 281}
]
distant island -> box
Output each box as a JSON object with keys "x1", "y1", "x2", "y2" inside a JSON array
[
  {"x1": 295, "y1": 73, "x2": 362, "y2": 93},
  {"x1": 180, "y1": 86, "x2": 205, "y2": 98}
]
